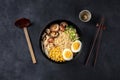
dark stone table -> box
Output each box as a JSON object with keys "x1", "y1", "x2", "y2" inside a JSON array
[{"x1": 0, "y1": 0, "x2": 120, "y2": 80}]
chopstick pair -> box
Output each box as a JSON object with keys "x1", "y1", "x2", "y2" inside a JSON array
[{"x1": 85, "y1": 17, "x2": 106, "y2": 67}]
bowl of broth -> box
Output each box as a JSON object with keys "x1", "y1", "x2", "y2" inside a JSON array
[{"x1": 39, "y1": 20, "x2": 82, "y2": 63}]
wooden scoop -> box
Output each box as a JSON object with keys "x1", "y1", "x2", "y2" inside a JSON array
[{"x1": 15, "y1": 18, "x2": 36, "y2": 64}]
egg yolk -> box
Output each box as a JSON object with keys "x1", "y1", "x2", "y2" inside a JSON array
[
  {"x1": 73, "y1": 42, "x2": 80, "y2": 50},
  {"x1": 65, "y1": 51, "x2": 72, "y2": 58}
]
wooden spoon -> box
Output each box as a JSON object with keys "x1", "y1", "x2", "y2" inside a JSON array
[{"x1": 15, "y1": 18, "x2": 36, "y2": 64}]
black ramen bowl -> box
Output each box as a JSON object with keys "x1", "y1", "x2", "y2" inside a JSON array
[{"x1": 39, "y1": 20, "x2": 82, "y2": 63}]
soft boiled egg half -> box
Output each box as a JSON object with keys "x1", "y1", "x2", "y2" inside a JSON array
[
  {"x1": 71, "y1": 40, "x2": 82, "y2": 53},
  {"x1": 62, "y1": 49, "x2": 73, "y2": 61}
]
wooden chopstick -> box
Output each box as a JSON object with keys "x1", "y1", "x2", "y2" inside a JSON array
[
  {"x1": 93, "y1": 18, "x2": 105, "y2": 67},
  {"x1": 85, "y1": 17, "x2": 104, "y2": 66}
]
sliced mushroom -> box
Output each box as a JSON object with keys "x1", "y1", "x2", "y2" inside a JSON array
[
  {"x1": 42, "y1": 33, "x2": 46, "y2": 38},
  {"x1": 42, "y1": 33, "x2": 47, "y2": 41},
  {"x1": 60, "y1": 25, "x2": 65, "y2": 31},
  {"x1": 60, "y1": 22, "x2": 68, "y2": 27},
  {"x1": 50, "y1": 24, "x2": 59, "y2": 32},
  {"x1": 46, "y1": 28, "x2": 50, "y2": 34},
  {"x1": 50, "y1": 32, "x2": 59, "y2": 38}
]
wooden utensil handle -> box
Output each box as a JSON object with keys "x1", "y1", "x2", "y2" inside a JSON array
[{"x1": 23, "y1": 27, "x2": 36, "y2": 64}]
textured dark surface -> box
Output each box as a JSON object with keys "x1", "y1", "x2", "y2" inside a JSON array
[{"x1": 0, "y1": 0, "x2": 120, "y2": 80}]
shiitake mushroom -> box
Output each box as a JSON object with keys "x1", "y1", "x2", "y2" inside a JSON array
[
  {"x1": 60, "y1": 22, "x2": 68, "y2": 27},
  {"x1": 60, "y1": 25, "x2": 65, "y2": 31},
  {"x1": 59, "y1": 22, "x2": 68, "y2": 31},
  {"x1": 44, "y1": 22, "x2": 68, "y2": 42},
  {"x1": 50, "y1": 24, "x2": 59, "y2": 32},
  {"x1": 50, "y1": 31, "x2": 59, "y2": 38}
]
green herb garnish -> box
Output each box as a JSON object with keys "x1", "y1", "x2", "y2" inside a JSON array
[{"x1": 65, "y1": 25, "x2": 79, "y2": 41}]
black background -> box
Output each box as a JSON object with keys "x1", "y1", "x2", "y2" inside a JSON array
[{"x1": 0, "y1": 0, "x2": 120, "y2": 80}]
